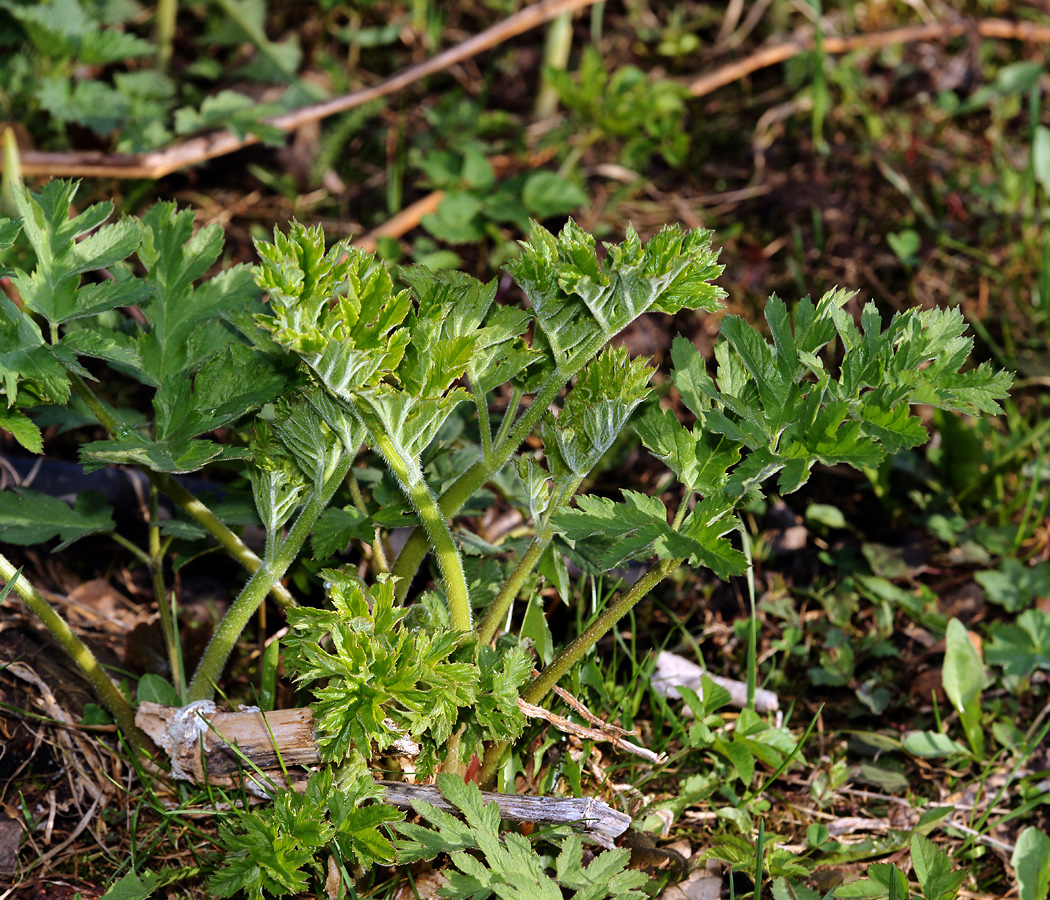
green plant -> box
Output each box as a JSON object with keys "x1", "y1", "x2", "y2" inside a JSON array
[
  {"x1": 0, "y1": 0, "x2": 306, "y2": 155},
  {"x1": 835, "y1": 833, "x2": 968, "y2": 900},
  {"x1": 1012, "y1": 827, "x2": 1050, "y2": 900},
  {"x1": 408, "y1": 94, "x2": 588, "y2": 263},
  {"x1": 547, "y1": 46, "x2": 691, "y2": 172},
  {"x1": 0, "y1": 178, "x2": 1012, "y2": 894}
]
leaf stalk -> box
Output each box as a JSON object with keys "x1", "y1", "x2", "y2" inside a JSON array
[
  {"x1": 0, "y1": 554, "x2": 151, "y2": 754},
  {"x1": 186, "y1": 456, "x2": 353, "y2": 700},
  {"x1": 69, "y1": 374, "x2": 297, "y2": 610}
]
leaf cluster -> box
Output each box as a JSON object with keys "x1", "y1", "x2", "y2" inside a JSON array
[
  {"x1": 210, "y1": 769, "x2": 400, "y2": 900},
  {"x1": 1, "y1": 183, "x2": 286, "y2": 478},
  {"x1": 281, "y1": 571, "x2": 531, "y2": 775},
  {"x1": 554, "y1": 290, "x2": 1011, "y2": 580},
  {"x1": 547, "y1": 46, "x2": 692, "y2": 168}
]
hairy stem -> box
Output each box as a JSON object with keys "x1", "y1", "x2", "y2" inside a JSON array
[
  {"x1": 477, "y1": 476, "x2": 583, "y2": 645},
  {"x1": 472, "y1": 382, "x2": 493, "y2": 462},
  {"x1": 479, "y1": 556, "x2": 682, "y2": 788},
  {"x1": 0, "y1": 554, "x2": 151, "y2": 754},
  {"x1": 390, "y1": 356, "x2": 596, "y2": 601},
  {"x1": 477, "y1": 534, "x2": 548, "y2": 646},
  {"x1": 149, "y1": 487, "x2": 184, "y2": 697},
  {"x1": 346, "y1": 467, "x2": 388, "y2": 574},
  {"x1": 186, "y1": 458, "x2": 352, "y2": 701},
  {"x1": 370, "y1": 430, "x2": 472, "y2": 632},
  {"x1": 70, "y1": 375, "x2": 297, "y2": 610}
]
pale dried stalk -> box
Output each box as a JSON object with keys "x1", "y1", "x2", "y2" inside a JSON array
[
  {"x1": 11, "y1": 15, "x2": 1049, "y2": 180},
  {"x1": 11, "y1": 0, "x2": 599, "y2": 179}
]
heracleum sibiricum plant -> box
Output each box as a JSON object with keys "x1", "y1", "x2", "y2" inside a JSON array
[{"x1": 0, "y1": 180, "x2": 1012, "y2": 896}]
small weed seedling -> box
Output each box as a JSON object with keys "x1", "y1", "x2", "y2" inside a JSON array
[{"x1": 0, "y1": 179, "x2": 1014, "y2": 895}]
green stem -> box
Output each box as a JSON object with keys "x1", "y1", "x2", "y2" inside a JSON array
[
  {"x1": 477, "y1": 533, "x2": 547, "y2": 646},
  {"x1": 0, "y1": 554, "x2": 150, "y2": 754},
  {"x1": 492, "y1": 387, "x2": 522, "y2": 451},
  {"x1": 534, "y1": 10, "x2": 573, "y2": 119},
  {"x1": 346, "y1": 467, "x2": 388, "y2": 574},
  {"x1": 477, "y1": 475, "x2": 583, "y2": 646},
  {"x1": 473, "y1": 383, "x2": 493, "y2": 462},
  {"x1": 479, "y1": 556, "x2": 682, "y2": 788},
  {"x1": 154, "y1": 0, "x2": 177, "y2": 71},
  {"x1": 108, "y1": 531, "x2": 151, "y2": 567},
  {"x1": 390, "y1": 357, "x2": 598, "y2": 602},
  {"x1": 70, "y1": 375, "x2": 297, "y2": 611},
  {"x1": 371, "y1": 430, "x2": 472, "y2": 632},
  {"x1": 150, "y1": 486, "x2": 184, "y2": 698},
  {"x1": 186, "y1": 457, "x2": 352, "y2": 701}
]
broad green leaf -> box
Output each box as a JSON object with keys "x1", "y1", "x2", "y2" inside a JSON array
[
  {"x1": 400, "y1": 266, "x2": 539, "y2": 394},
  {"x1": 546, "y1": 346, "x2": 652, "y2": 478},
  {"x1": 98, "y1": 869, "x2": 166, "y2": 900},
  {"x1": 773, "y1": 877, "x2": 822, "y2": 900},
  {"x1": 551, "y1": 490, "x2": 670, "y2": 568},
  {"x1": 1012, "y1": 827, "x2": 1050, "y2": 900},
  {"x1": 79, "y1": 433, "x2": 243, "y2": 474},
  {"x1": 79, "y1": 341, "x2": 285, "y2": 473},
  {"x1": 634, "y1": 403, "x2": 701, "y2": 489},
  {"x1": 911, "y1": 834, "x2": 966, "y2": 900},
  {"x1": 518, "y1": 456, "x2": 552, "y2": 525},
  {"x1": 670, "y1": 495, "x2": 747, "y2": 578},
  {"x1": 508, "y1": 220, "x2": 723, "y2": 371},
  {"x1": 249, "y1": 454, "x2": 305, "y2": 548},
  {"x1": 0, "y1": 217, "x2": 21, "y2": 263},
  {"x1": 520, "y1": 591, "x2": 553, "y2": 665},
  {"x1": 312, "y1": 506, "x2": 372, "y2": 559},
  {"x1": 716, "y1": 738, "x2": 755, "y2": 782},
  {"x1": 396, "y1": 776, "x2": 645, "y2": 900},
  {"x1": 136, "y1": 203, "x2": 256, "y2": 384},
  {"x1": 270, "y1": 396, "x2": 343, "y2": 487},
  {"x1": 136, "y1": 673, "x2": 181, "y2": 706},
  {"x1": 156, "y1": 342, "x2": 287, "y2": 442},
  {"x1": 259, "y1": 229, "x2": 411, "y2": 394},
  {"x1": 0, "y1": 406, "x2": 43, "y2": 453},
  {"x1": 976, "y1": 558, "x2": 1050, "y2": 613},
  {"x1": 354, "y1": 386, "x2": 469, "y2": 464},
  {"x1": 59, "y1": 326, "x2": 142, "y2": 373},
  {"x1": 868, "y1": 862, "x2": 911, "y2": 899},
  {"x1": 902, "y1": 730, "x2": 969, "y2": 758},
  {"x1": 942, "y1": 619, "x2": 985, "y2": 759},
  {"x1": 720, "y1": 313, "x2": 789, "y2": 423},
  {"x1": 521, "y1": 170, "x2": 587, "y2": 217},
  {"x1": 283, "y1": 574, "x2": 479, "y2": 769},
  {"x1": 834, "y1": 878, "x2": 896, "y2": 898},
  {"x1": 669, "y1": 333, "x2": 716, "y2": 419},
  {"x1": 985, "y1": 610, "x2": 1050, "y2": 677},
  {"x1": 0, "y1": 487, "x2": 114, "y2": 550}
]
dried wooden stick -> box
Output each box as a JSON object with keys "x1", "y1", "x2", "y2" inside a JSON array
[
  {"x1": 352, "y1": 190, "x2": 445, "y2": 252},
  {"x1": 518, "y1": 699, "x2": 666, "y2": 764},
  {"x1": 134, "y1": 701, "x2": 631, "y2": 847},
  {"x1": 688, "y1": 17, "x2": 1050, "y2": 99},
  {"x1": 10, "y1": 0, "x2": 600, "y2": 179},
  {"x1": 379, "y1": 781, "x2": 631, "y2": 849}
]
